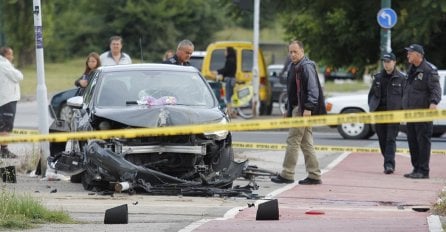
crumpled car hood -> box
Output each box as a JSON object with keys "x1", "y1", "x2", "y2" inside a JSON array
[{"x1": 93, "y1": 105, "x2": 225, "y2": 127}]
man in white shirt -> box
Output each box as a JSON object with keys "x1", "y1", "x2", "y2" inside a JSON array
[
  {"x1": 0, "y1": 47, "x2": 23, "y2": 158},
  {"x1": 100, "y1": 35, "x2": 132, "y2": 66}
]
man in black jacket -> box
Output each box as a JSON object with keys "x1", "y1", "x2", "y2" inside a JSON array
[
  {"x1": 368, "y1": 52, "x2": 406, "y2": 174},
  {"x1": 163, "y1": 39, "x2": 194, "y2": 66},
  {"x1": 402, "y1": 44, "x2": 441, "y2": 179},
  {"x1": 271, "y1": 40, "x2": 326, "y2": 185}
]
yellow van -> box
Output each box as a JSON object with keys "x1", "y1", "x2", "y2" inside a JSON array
[{"x1": 201, "y1": 41, "x2": 272, "y2": 115}]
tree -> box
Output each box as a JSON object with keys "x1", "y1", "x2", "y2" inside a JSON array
[
  {"x1": 277, "y1": 0, "x2": 446, "y2": 72},
  {"x1": 46, "y1": 0, "x2": 224, "y2": 62}
]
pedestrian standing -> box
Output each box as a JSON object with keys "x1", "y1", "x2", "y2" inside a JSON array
[
  {"x1": 162, "y1": 49, "x2": 174, "y2": 62},
  {"x1": 0, "y1": 47, "x2": 23, "y2": 158},
  {"x1": 74, "y1": 52, "x2": 101, "y2": 95},
  {"x1": 402, "y1": 44, "x2": 442, "y2": 179},
  {"x1": 368, "y1": 52, "x2": 406, "y2": 174},
  {"x1": 100, "y1": 35, "x2": 132, "y2": 66},
  {"x1": 213, "y1": 47, "x2": 236, "y2": 117},
  {"x1": 271, "y1": 40, "x2": 326, "y2": 185},
  {"x1": 163, "y1": 39, "x2": 194, "y2": 66}
]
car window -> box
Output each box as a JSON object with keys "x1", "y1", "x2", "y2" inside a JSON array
[
  {"x1": 241, "y1": 50, "x2": 253, "y2": 72},
  {"x1": 209, "y1": 49, "x2": 225, "y2": 71},
  {"x1": 189, "y1": 56, "x2": 204, "y2": 71},
  {"x1": 96, "y1": 70, "x2": 216, "y2": 108}
]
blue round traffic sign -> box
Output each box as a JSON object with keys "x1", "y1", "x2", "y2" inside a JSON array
[{"x1": 377, "y1": 8, "x2": 397, "y2": 29}]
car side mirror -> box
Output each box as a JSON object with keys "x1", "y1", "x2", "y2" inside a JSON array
[{"x1": 67, "y1": 96, "x2": 83, "y2": 109}]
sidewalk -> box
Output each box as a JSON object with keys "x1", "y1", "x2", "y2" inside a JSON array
[{"x1": 190, "y1": 152, "x2": 446, "y2": 232}]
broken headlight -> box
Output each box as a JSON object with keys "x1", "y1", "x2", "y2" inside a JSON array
[{"x1": 203, "y1": 118, "x2": 229, "y2": 140}]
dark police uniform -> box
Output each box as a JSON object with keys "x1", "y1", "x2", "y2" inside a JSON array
[
  {"x1": 402, "y1": 59, "x2": 442, "y2": 177},
  {"x1": 368, "y1": 68, "x2": 406, "y2": 172},
  {"x1": 163, "y1": 54, "x2": 190, "y2": 66}
]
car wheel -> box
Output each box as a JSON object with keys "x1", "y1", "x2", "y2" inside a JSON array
[
  {"x1": 81, "y1": 172, "x2": 109, "y2": 191},
  {"x1": 259, "y1": 100, "x2": 272, "y2": 115},
  {"x1": 337, "y1": 109, "x2": 374, "y2": 139},
  {"x1": 70, "y1": 171, "x2": 84, "y2": 183},
  {"x1": 59, "y1": 103, "x2": 73, "y2": 122},
  {"x1": 209, "y1": 146, "x2": 234, "y2": 172}
]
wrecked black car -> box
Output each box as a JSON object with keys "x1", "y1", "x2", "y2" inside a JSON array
[{"x1": 48, "y1": 64, "x2": 244, "y2": 195}]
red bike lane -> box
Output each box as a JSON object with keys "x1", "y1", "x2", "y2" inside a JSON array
[{"x1": 190, "y1": 152, "x2": 446, "y2": 232}]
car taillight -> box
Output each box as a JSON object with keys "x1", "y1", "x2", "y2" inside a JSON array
[
  {"x1": 260, "y1": 76, "x2": 266, "y2": 86},
  {"x1": 325, "y1": 102, "x2": 333, "y2": 112},
  {"x1": 220, "y1": 87, "x2": 225, "y2": 98}
]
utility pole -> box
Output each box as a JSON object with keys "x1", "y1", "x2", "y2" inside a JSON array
[
  {"x1": 252, "y1": 0, "x2": 260, "y2": 117},
  {"x1": 33, "y1": 0, "x2": 50, "y2": 177}
]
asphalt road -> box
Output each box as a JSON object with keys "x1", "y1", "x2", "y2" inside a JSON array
[{"x1": 4, "y1": 101, "x2": 445, "y2": 231}]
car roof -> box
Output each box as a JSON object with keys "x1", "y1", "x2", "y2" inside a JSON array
[
  {"x1": 191, "y1": 51, "x2": 206, "y2": 57},
  {"x1": 268, "y1": 64, "x2": 284, "y2": 69},
  {"x1": 98, "y1": 63, "x2": 199, "y2": 73}
]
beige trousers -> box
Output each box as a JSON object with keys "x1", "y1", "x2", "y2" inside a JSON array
[{"x1": 280, "y1": 107, "x2": 321, "y2": 180}]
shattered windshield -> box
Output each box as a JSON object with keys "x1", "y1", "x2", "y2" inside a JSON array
[{"x1": 96, "y1": 70, "x2": 216, "y2": 108}]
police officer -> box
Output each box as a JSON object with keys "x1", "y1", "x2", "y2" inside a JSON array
[
  {"x1": 368, "y1": 52, "x2": 405, "y2": 174},
  {"x1": 163, "y1": 39, "x2": 194, "y2": 66},
  {"x1": 402, "y1": 44, "x2": 442, "y2": 179}
]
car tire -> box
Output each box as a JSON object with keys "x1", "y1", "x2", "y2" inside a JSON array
[
  {"x1": 337, "y1": 108, "x2": 374, "y2": 139},
  {"x1": 70, "y1": 171, "x2": 84, "y2": 183},
  {"x1": 59, "y1": 103, "x2": 73, "y2": 122},
  {"x1": 259, "y1": 100, "x2": 272, "y2": 116},
  {"x1": 209, "y1": 146, "x2": 234, "y2": 172}
]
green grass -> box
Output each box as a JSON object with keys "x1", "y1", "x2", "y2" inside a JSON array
[
  {"x1": 214, "y1": 25, "x2": 286, "y2": 43},
  {"x1": 433, "y1": 191, "x2": 446, "y2": 216},
  {"x1": 21, "y1": 58, "x2": 85, "y2": 98},
  {"x1": 0, "y1": 188, "x2": 74, "y2": 229}
]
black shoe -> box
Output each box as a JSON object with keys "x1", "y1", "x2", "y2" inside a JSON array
[
  {"x1": 1, "y1": 149, "x2": 17, "y2": 159},
  {"x1": 271, "y1": 175, "x2": 294, "y2": 184},
  {"x1": 384, "y1": 166, "x2": 394, "y2": 174},
  {"x1": 403, "y1": 172, "x2": 416, "y2": 178},
  {"x1": 298, "y1": 177, "x2": 322, "y2": 185},
  {"x1": 404, "y1": 172, "x2": 429, "y2": 179}
]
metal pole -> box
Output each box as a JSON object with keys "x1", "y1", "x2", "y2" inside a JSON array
[
  {"x1": 380, "y1": 0, "x2": 391, "y2": 55},
  {"x1": 33, "y1": 0, "x2": 50, "y2": 177},
  {"x1": 252, "y1": 0, "x2": 260, "y2": 117}
]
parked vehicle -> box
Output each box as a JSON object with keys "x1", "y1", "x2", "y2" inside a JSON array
[
  {"x1": 189, "y1": 51, "x2": 226, "y2": 109},
  {"x1": 48, "y1": 64, "x2": 241, "y2": 193},
  {"x1": 189, "y1": 51, "x2": 206, "y2": 72},
  {"x1": 325, "y1": 70, "x2": 446, "y2": 139},
  {"x1": 323, "y1": 66, "x2": 358, "y2": 81},
  {"x1": 201, "y1": 41, "x2": 273, "y2": 115},
  {"x1": 49, "y1": 88, "x2": 78, "y2": 122},
  {"x1": 267, "y1": 64, "x2": 287, "y2": 103}
]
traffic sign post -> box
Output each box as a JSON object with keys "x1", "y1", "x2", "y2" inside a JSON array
[
  {"x1": 377, "y1": 8, "x2": 397, "y2": 29},
  {"x1": 377, "y1": 5, "x2": 397, "y2": 56}
]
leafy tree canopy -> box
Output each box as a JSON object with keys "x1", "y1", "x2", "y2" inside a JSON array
[{"x1": 277, "y1": 0, "x2": 446, "y2": 71}]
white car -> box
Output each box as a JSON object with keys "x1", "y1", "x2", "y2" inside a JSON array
[{"x1": 325, "y1": 70, "x2": 446, "y2": 139}]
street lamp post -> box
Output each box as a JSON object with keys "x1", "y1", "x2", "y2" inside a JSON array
[
  {"x1": 33, "y1": 0, "x2": 50, "y2": 177},
  {"x1": 252, "y1": 0, "x2": 260, "y2": 117}
]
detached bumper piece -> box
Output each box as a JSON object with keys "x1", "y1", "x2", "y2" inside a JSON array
[{"x1": 83, "y1": 142, "x2": 256, "y2": 198}]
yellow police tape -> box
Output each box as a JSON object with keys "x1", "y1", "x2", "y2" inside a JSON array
[
  {"x1": 232, "y1": 142, "x2": 446, "y2": 155},
  {"x1": 2, "y1": 108, "x2": 446, "y2": 145}
]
